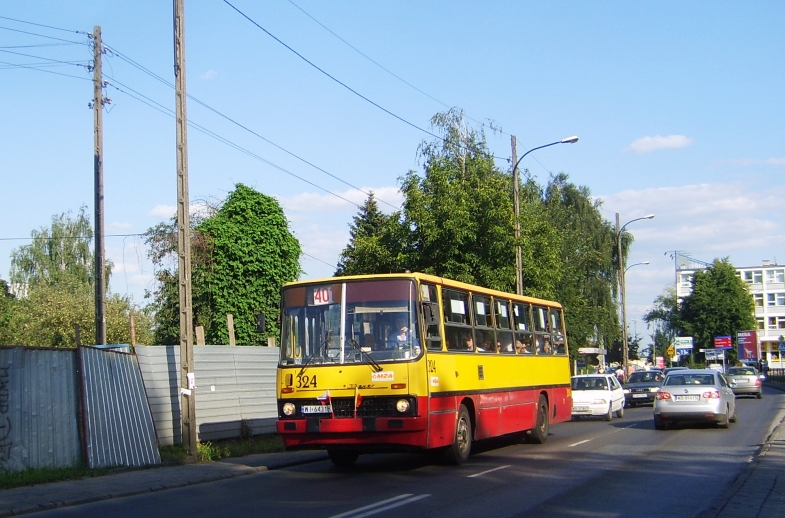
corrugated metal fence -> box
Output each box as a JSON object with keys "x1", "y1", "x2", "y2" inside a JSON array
[
  {"x1": 0, "y1": 345, "x2": 278, "y2": 472},
  {"x1": 136, "y1": 346, "x2": 279, "y2": 445}
]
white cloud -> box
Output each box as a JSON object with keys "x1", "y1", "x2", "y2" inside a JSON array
[
  {"x1": 200, "y1": 70, "x2": 218, "y2": 80},
  {"x1": 625, "y1": 134, "x2": 693, "y2": 154},
  {"x1": 149, "y1": 204, "x2": 175, "y2": 219}
]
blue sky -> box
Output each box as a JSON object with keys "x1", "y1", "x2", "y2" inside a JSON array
[{"x1": 2, "y1": 1, "x2": 784, "y2": 348}]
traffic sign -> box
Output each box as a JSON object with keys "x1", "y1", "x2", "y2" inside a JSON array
[
  {"x1": 714, "y1": 336, "x2": 732, "y2": 349},
  {"x1": 676, "y1": 348, "x2": 692, "y2": 356},
  {"x1": 667, "y1": 346, "x2": 675, "y2": 356},
  {"x1": 778, "y1": 342, "x2": 785, "y2": 352},
  {"x1": 675, "y1": 337, "x2": 693, "y2": 349}
]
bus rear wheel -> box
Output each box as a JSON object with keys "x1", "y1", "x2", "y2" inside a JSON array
[
  {"x1": 528, "y1": 395, "x2": 550, "y2": 444},
  {"x1": 327, "y1": 449, "x2": 359, "y2": 467},
  {"x1": 443, "y1": 404, "x2": 472, "y2": 465}
]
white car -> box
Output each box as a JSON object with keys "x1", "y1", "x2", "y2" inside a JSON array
[{"x1": 571, "y1": 374, "x2": 626, "y2": 421}]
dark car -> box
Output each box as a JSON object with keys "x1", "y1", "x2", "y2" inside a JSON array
[{"x1": 623, "y1": 370, "x2": 665, "y2": 407}]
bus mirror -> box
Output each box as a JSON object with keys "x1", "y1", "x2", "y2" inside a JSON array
[{"x1": 255, "y1": 313, "x2": 266, "y2": 333}]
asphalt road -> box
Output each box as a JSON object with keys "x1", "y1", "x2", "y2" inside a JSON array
[{"x1": 30, "y1": 389, "x2": 783, "y2": 518}]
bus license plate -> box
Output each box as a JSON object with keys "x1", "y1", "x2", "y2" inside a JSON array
[{"x1": 301, "y1": 405, "x2": 332, "y2": 414}]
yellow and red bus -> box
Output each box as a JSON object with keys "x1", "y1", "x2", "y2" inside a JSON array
[{"x1": 275, "y1": 273, "x2": 572, "y2": 465}]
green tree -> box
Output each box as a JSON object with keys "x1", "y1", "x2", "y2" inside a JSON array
[
  {"x1": 0, "y1": 279, "x2": 14, "y2": 345},
  {"x1": 644, "y1": 286, "x2": 681, "y2": 362},
  {"x1": 2, "y1": 209, "x2": 149, "y2": 347},
  {"x1": 335, "y1": 192, "x2": 398, "y2": 275},
  {"x1": 679, "y1": 258, "x2": 755, "y2": 351},
  {"x1": 146, "y1": 184, "x2": 302, "y2": 345},
  {"x1": 543, "y1": 174, "x2": 620, "y2": 355}
]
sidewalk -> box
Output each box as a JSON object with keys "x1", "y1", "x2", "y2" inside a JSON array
[
  {"x1": 707, "y1": 385, "x2": 785, "y2": 518},
  {"x1": 0, "y1": 451, "x2": 328, "y2": 517}
]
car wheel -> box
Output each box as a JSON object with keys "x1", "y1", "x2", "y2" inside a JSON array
[
  {"x1": 615, "y1": 403, "x2": 624, "y2": 418},
  {"x1": 529, "y1": 395, "x2": 550, "y2": 444},
  {"x1": 604, "y1": 404, "x2": 613, "y2": 422},
  {"x1": 654, "y1": 415, "x2": 667, "y2": 430},
  {"x1": 729, "y1": 408, "x2": 737, "y2": 423},
  {"x1": 718, "y1": 407, "x2": 730, "y2": 429},
  {"x1": 757, "y1": 391, "x2": 763, "y2": 400}
]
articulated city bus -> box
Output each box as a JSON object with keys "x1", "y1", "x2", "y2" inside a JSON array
[{"x1": 275, "y1": 273, "x2": 572, "y2": 466}]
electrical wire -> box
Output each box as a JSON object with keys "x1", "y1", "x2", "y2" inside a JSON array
[
  {"x1": 0, "y1": 15, "x2": 85, "y2": 34},
  {"x1": 222, "y1": 0, "x2": 441, "y2": 141},
  {"x1": 102, "y1": 42, "x2": 400, "y2": 211}
]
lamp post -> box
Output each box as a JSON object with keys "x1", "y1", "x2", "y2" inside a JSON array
[
  {"x1": 617, "y1": 214, "x2": 654, "y2": 376},
  {"x1": 511, "y1": 135, "x2": 579, "y2": 295}
]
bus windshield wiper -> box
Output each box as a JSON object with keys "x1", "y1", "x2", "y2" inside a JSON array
[
  {"x1": 298, "y1": 339, "x2": 329, "y2": 376},
  {"x1": 351, "y1": 339, "x2": 383, "y2": 372}
]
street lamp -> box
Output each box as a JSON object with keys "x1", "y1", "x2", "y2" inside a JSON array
[
  {"x1": 616, "y1": 214, "x2": 654, "y2": 376},
  {"x1": 511, "y1": 136, "x2": 579, "y2": 295}
]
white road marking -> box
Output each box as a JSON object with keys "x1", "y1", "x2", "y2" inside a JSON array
[
  {"x1": 329, "y1": 494, "x2": 431, "y2": 518},
  {"x1": 569, "y1": 439, "x2": 591, "y2": 447},
  {"x1": 467, "y1": 464, "x2": 511, "y2": 478}
]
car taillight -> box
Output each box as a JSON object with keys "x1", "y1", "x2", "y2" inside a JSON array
[
  {"x1": 656, "y1": 392, "x2": 672, "y2": 400},
  {"x1": 755, "y1": 379, "x2": 761, "y2": 387},
  {"x1": 702, "y1": 390, "x2": 720, "y2": 399}
]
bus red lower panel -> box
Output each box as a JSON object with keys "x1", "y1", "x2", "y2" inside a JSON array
[{"x1": 277, "y1": 416, "x2": 428, "y2": 450}]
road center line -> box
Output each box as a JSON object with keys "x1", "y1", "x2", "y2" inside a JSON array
[
  {"x1": 569, "y1": 439, "x2": 591, "y2": 447},
  {"x1": 467, "y1": 465, "x2": 511, "y2": 478},
  {"x1": 329, "y1": 494, "x2": 431, "y2": 518}
]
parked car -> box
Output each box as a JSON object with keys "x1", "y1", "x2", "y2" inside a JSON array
[
  {"x1": 726, "y1": 366, "x2": 763, "y2": 399},
  {"x1": 623, "y1": 370, "x2": 664, "y2": 407},
  {"x1": 653, "y1": 369, "x2": 737, "y2": 430},
  {"x1": 571, "y1": 374, "x2": 626, "y2": 421}
]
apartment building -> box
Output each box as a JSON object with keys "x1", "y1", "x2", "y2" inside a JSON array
[{"x1": 676, "y1": 259, "x2": 785, "y2": 366}]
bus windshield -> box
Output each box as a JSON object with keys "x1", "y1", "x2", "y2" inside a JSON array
[{"x1": 280, "y1": 279, "x2": 421, "y2": 366}]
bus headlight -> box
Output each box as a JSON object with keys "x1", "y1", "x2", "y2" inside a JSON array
[
  {"x1": 282, "y1": 402, "x2": 296, "y2": 416},
  {"x1": 396, "y1": 399, "x2": 410, "y2": 413}
]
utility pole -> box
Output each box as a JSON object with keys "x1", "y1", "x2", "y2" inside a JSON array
[
  {"x1": 616, "y1": 213, "x2": 628, "y2": 376},
  {"x1": 174, "y1": 0, "x2": 197, "y2": 456},
  {"x1": 511, "y1": 136, "x2": 522, "y2": 295},
  {"x1": 92, "y1": 26, "x2": 106, "y2": 345}
]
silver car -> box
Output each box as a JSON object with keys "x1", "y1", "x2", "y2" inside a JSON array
[
  {"x1": 653, "y1": 369, "x2": 737, "y2": 430},
  {"x1": 727, "y1": 366, "x2": 763, "y2": 399}
]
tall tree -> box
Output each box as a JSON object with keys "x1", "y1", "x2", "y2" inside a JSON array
[
  {"x1": 146, "y1": 184, "x2": 301, "y2": 345},
  {"x1": 679, "y1": 258, "x2": 755, "y2": 350},
  {"x1": 9, "y1": 206, "x2": 102, "y2": 290},
  {"x1": 644, "y1": 286, "x2": 681, "y2": 361},
  {"x1": 543, "y1": 174, "x2": 620, "y2": 353},
  {"x1": 335, "y1": 192, "x2": 398, "y2": 275}
]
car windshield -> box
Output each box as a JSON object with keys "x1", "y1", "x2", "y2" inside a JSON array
[
  {"x1": 627, "y1": 372, "x2": 662, "y2": 383},
  {"x1": 571, "y1": 377, "x2": 609, "y2": 390},
  {"x1": 280, "y1": 279, "x2": 421, "y2": 366},
  {"x1": 729, "y1": 368, "x2": 755, "y2": 375},
  {"x1": 664, "y1": 374, "x2": 716, "y2": 386}
]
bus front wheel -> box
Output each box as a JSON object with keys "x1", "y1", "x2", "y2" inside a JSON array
[
  {"x1": 444, "y1": 404, "x2": 472, "y2": 465},
  {"x1": 528, "y1": 395, "x2": 550, "y2": 444}
]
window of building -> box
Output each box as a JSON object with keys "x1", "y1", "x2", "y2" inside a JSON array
[
  {"x1": 766, "y1": 293, "x2": 785, "y2": 306},
  {"x1": 765, "y1": 269, "x2": 785, "y2": 283},
  {"x1": 743, "y1": 270, "x2": 763, "y2": 284},
  {"x1": 679, "y1": 273, "x2": 692, "y2": 287},
  {"x1": 753, "y1": 294, "x2": 764, "y2": 307},
  {"x1": 757, "y1": 319, "x2": 765, "y2": 330},
  {"x1": 768, "y1": 317, "x2": 778, "y2": 330}
]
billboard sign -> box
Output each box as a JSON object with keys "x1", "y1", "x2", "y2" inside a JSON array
[
  {"x1": 714, "y1": 336, "x2": 732, "y2": 350},
  {"x1": 737, "y1": 331, "x2": 758, "y2": 361},
  {"x1": 675, "y1": 336, "x2": 693, "y2": 349}
]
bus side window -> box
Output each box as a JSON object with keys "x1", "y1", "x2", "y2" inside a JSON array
[
  {"x1": 495, "y1": 298, "x2": 514, "y2": 354},
  {"x1": 550, "y1": 308, "x2": 566, "y2": 355},
  {"x1": 421, "y1": 283, "x2": 443, "y2": 351}
]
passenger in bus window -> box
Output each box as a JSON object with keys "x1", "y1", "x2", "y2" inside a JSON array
[{"x1": 464, "y1": 335, "x2": 475, "y2": 351}]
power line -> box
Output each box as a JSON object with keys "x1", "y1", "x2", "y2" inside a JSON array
[
  {"x1": 222, "y1": 0, "x2": 442, "y2": 141},
  {"x1": 102, "y1": 42, "x2": 400, "y2": 211},
  {"x1": 0, "y1": 25, "x2": 88, "y2": 45},
  {"x1": 0, "y1": 59, "x2": 91, "y2": 80},
  {"x1": 0, "y1": 15, "x2": 85, "y2": 35}
]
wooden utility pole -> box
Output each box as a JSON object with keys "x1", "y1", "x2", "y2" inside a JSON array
[
  {"x1": 174, "y1": 0, "x2": 197, "y2": 456},
  {"x1": 511, "y1": 136, "x2": 522, "y2": 296},
  {"x1": 92, "y1": 26, "x2": 106, "y2": 345}
]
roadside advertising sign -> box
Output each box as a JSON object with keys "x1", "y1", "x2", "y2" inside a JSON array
[
  {"x1": 675, "y1": 336, "x2": 693, "y2": 349},
  {"x1": 705, "y1": 349, "x2": 725, "y2": 361},
  {"x1": 656, "y1": 356, "x2": 665, "y2": 369},
  {"x1": 714, "y1": 336, "x2": 732, "y2": 349},
  {"x1": 737, "y1": 331, "x2": 758, "y2": 361}
]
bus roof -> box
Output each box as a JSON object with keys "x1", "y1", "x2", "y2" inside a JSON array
[{"x1": 283, "y1": 272, "x2": 563, "y2": 309}]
